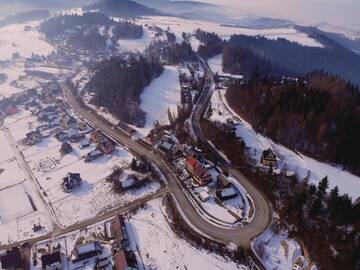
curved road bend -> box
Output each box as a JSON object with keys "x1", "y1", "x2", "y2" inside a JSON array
[
  {"x1": 62, "y1": 68, "x2": 271, "y2": 250},
  {"x1": 192, "y1": 58, "x2": 272, "y2": 247}
]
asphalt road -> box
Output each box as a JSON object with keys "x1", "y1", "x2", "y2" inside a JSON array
[
  {"x1": 61, "y1": 62, "x2": 272, "y2": 250},
  {"x1": 192, "y1": 59, "x2": 272, "y2": 245}
]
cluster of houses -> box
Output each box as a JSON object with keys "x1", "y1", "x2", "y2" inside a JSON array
[
  {"x1": 84, "y1": 130, "x2": 116, "y2": 162},
  {"x1": 0, "y1": 215, "x2": 140, "y2": 270},
  {"x1": 107, "y1": 215, "x2": 139, "y2": 270}
]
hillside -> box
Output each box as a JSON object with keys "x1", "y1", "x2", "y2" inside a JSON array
[
  {"x1": 226, "y1": 73, "x2": 360, "y2": 175},
  {"x1": 223, "y1": 34, "x2": 360, "y2": 87},
  {"x1": 83, "y1": 0, "x2": 161, "y2": 17},
  {"x1": 85, "y1": 54, "x2": 164, "y2": 127},
  {"x1": 40, "y1": 12, "x2": 143, "y2": 51}
]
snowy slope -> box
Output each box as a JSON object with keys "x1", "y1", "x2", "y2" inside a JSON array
[
  {"x1": 0, "y1": 21, "x2": 54, "y2": 61},
  {"x1": 210, "y1": 87, "x2": 360, "y2": 200},
  {"x1": 129, "y1": 198, "x2": 248, "y2": 270},
  {"x1": 136, "y1": 65, "x2": 181, "y2": 136}
]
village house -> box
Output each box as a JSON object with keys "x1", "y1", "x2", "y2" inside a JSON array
[
  {"x1": 25, "y1": 130, "x2": 42, "y2": 145},
  {"x1": 186, "y1": 157, "x2": 212, "y2": 186},
  {"x1": 95, "y1": 257, "x2": 111, "y2": 270},
  {"x1": 110, "y1": 215, "x2": 129, "y2": 252},
  {"x1": 98, "y1": 140, "x2": 115, "y2": 155},
  {"x1": 62, "y1": 173, "x2": 82, "y2": 192},
  {"x1": 62, "y1": 115, "x2": 77, "y2": 130},
  {"x1": 90, "y1": 130, "x2": 104, "y2": 143},
  {"x1": 85, "y1": 149, "x2": 104, "y2": 162},
  {"x1": 69, "y1": 132, "x2": 85, "y2": 143},
  {"x1": 80, "y1": 139, "x2": 90, "y2": 149},
  {"x1": 72, "y1": 241, "x2": 103, "y2": 263},
  {"x1": 60, "y1": 142, "x2": 72, "y2": 155},
  {"x1": 0, "y1": 249, "x2": 22, "y2": 270},
  {"x1": 216, "y1": 185, "x2": 238, "y2": 201},
  {"x1": 260, "y1": 148, "x2": 277, "y2": 167},
  {"x1": 78, "y1": 122, "x2": 88, "y2": 131},
  {"x1": 113, "y1": 250, "x2": 138, "y2": 270},
  {"x1": 40, "y1": 247, "x2": 62, "y2": 270},
  {"x1": 0, "y1": 244, "x2": 31, "y2": 270}
]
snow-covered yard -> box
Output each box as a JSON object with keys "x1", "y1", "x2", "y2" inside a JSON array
[
  {"x1": 128, "y1": 198, "x2": 248, "y2": 270},
  {"x1": 209, "y1": 86, "x2": 360, "y2": 200}
]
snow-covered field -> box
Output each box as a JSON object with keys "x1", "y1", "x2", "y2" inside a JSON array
[
  {"x1": 0, "y1": 21, "x2": 54, "y2": 61},
  {"x1": 254, "y1": 224, "x2": 311, "y2": 270},
  {"x1": 208, "y1": 54, "x2": 243, "y2": 79},
  {"x1": 117, "y1": 27, "x2": 158, "y2": 53},
  {"x1": 137, "y1": 16, "x2": 324, "y2": 47},
  {"x1": 0, "y1": 126, "x2": 51, "y2": 245},
  {"x1": 0, "y1": 21, "x2": 55, "y2": 99},
  {"x1": 209, "y1": 86, "x2": 360, "y2": 200},
  {"x1": 4, "y1": 107, "x2": 162, "y2": 227},
  {"x1": 136, "y1": 65, "x2": 181, "y2": 136},
  {"x1": 128, "y1": 198, "x2": 248, "y2": 270}
]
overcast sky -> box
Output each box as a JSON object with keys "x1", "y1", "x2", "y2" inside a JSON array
[{"x1": 198, "y1": 0, "x2": 360, "y2": 27}]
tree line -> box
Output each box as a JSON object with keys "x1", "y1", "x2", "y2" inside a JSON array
[
  {"x1": 226, "y1": 72, "x2": 360, "y2": 176},
  {"x1": 86, "y1": 54, "x2": 164, "y2": 127}
]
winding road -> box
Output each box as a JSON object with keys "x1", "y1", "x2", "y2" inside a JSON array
[{"x1": 60, "y1": 56, "x2": 272, "y2": 251}]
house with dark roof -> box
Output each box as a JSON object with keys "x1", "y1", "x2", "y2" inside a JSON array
[
  {"x1": 98, "y1": 140, "x2": 115, "y2": 155},
  {"x1": 62, "y1": 173, "x2": 82, "y2": 192},
  {"x1": 60, "y1": 142, "x2": 72, "y2": 155},
  {"x1": 84, "y1": 149, "x2": 103, "y2": 162},
  {"x1": 40, "y1": 248, "x2": 62, "y2": 269},
  {"x1": 0, "y1": 248, "x2": 22, "y2": 270},
  {"x1": 260, "y1": 148, "x2": 277, "y2": 167}
]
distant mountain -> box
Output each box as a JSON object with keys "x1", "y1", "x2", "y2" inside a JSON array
[
  {"x1": 0, "y1": 9, "x2": 50, "y2": 27},
  {"x1": 83, "y1": 0, "x2": 162, "y2": 17}
]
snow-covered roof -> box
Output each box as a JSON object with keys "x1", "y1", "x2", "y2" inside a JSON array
[
  {"x1": 220, "y1": 187, "x2": 237, "y2": 198},
  {"x1": 120, "y1": 178, "x2": 135, "y2": 188}
]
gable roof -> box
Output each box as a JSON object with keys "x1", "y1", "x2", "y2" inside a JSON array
[
  {"x1": 0, "y1": 250, "x2": 22, "y2": 269},
  {"x1": 41, "y1": 250, "x2": 61, "y2": 267}
]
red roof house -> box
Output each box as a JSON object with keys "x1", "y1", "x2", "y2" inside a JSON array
[{"x1": 186, "y1": 157, "x2": 212, "y2": 186}]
